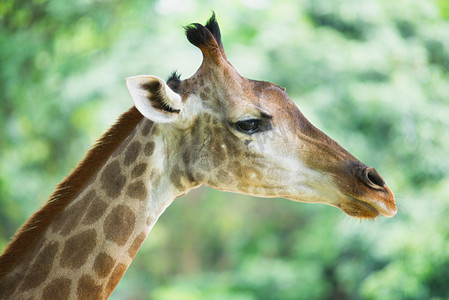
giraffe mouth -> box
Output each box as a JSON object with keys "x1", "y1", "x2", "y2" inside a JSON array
[
  {"x1": 339, "y1": 194, "x2": 396, "y2": 219},
  {"x1": 339, "y1": 197, "x2": 379, "y2": 219}
]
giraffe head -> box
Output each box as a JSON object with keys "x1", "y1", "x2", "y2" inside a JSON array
[{"x1": 126, "y1": 14, "x2": 396, "y2": 219}]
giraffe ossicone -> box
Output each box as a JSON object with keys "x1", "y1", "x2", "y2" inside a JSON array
[{"x1": 0, "y1": 14, "x2": 396, "y2": 299}]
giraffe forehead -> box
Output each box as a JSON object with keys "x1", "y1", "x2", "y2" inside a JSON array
[{"x1": 181, "y1": 77, "x2": 295, "y2": 123}]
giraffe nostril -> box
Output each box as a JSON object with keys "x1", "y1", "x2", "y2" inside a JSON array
[{"x1": 364, "y1": 167, "x2": 385, "y2": 189}]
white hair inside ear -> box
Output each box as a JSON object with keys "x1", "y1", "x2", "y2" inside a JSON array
[{"x1": 126, "y1": 75, "x2": 183, "y2": 123}]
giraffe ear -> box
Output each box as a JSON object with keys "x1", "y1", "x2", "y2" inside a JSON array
[{"x1": 126, "y1": 75, "x2": 183, "y2": 123}]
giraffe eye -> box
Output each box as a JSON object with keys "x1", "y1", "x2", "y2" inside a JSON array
[{"x1": 235, "y1": 119, "x2": 261, "y2": 134}]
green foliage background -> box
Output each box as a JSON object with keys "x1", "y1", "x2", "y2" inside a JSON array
[{"x1": 1, "y1": 0, "x2": 449, "y2": 299}]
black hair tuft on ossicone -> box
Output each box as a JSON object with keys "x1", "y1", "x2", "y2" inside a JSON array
[
  {"x1": 184, "y1": 12, "x2": 222, "y2": 48},
  {"x1": 185, "y1": 22, "x2": 211, "y2": 47},
  {"x1": 205, "y1": 12, "x2": 223, "y2": 47}
]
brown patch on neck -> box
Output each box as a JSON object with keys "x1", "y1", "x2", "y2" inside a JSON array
[{"x1": 0, "y1": 106, "x2": 143, "y2": 280}]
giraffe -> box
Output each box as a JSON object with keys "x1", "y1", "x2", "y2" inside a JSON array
[{"x1": 0, "y1": 14, "x2": 396, "y2": 299}]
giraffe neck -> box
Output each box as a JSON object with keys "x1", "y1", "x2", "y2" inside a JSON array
[{"x1": 0, "y1": 110, "x2": 194, "y2": 299}]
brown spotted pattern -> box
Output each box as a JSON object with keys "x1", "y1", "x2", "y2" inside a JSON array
[
  {"x1": 124, "y1": 141, "x2": 142, "y2": 166},
  {"x1": 21, "y1": 242, "x2": 59, "y2": 291},
  {"x1": 60, "y1": 229, "x2": 97, "y2": 269},
  {"x1": 52, "y1": 191, "x2": 92, "y2": 236},
  {"x1": 141, "y1": 120, "x2": 153, "y2": 136},
  {"x1": 42, "y1": 278, "x2": 71, "y2": 300},
  {"x1": 126, "y1": 180, "x2": 148, "y2": 201},
  {"x1": 94, "y1": 253, "x2": 116, "y2": 278},
  {"x1": 83, "y1": 198, "x2": 108, "y2": 225},
  {"x1": 101, "y1": 161, "x2": 127, "y2": 198},
  {"x1": 178, "y1": 114, "x2": 253, "y2": 190},
  {"x1": 144, "y1": 141, "x2": 155, "y2": 156},
  {"x1": 0, "y1": 272, "x2": 21, "y2": 298},
  {"x1": 77, "y1": 275, "x2": 103, "y2": 299},
  {"x1": 27, "y1": 118, "x2": 157, "y2": 299},
  {"x1": 131, "y1": 163, "x2": 148, "y2": 179},
  {"x1": 103, "y1": 205, "x2": 136, "y2": 246},
  {"x1": 105, "y1": 263, "x2": 127, "y2": 298},
  {"x1": 128, "y1": 232, "x2": 146, "y2": 259}
]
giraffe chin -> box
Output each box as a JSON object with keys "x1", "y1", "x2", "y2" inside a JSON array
[
  {"x1": 338, "y1": 195, "x2": 397, "y2": 219},
  {"x1": 339, "y1": 198, "x2": 379, "y2": 219}
]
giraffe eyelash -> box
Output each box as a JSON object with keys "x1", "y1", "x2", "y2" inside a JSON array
[{"x1": 233, "y1": 118, "x2": 272, "y2": 135}]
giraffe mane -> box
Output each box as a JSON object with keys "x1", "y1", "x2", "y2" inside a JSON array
[
  {"x1": 167, "y1": 71, "x2": 182, "y2": 93},
  {"x1": 0, "y1": 106, "x2": 143, "y2": 279}
]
